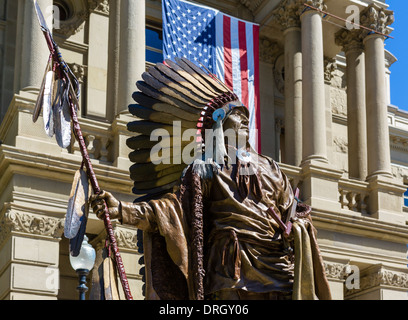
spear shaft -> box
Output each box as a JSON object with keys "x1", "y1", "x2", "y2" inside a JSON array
[
  {"x1": 32, "y1": 0, "x2": 133, "y2": 300},
  {"x1": 69, "y1": 96, "x2": 133, "y2": 300}
]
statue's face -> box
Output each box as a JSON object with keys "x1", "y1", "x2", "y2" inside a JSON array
[{"x1": 223, "y1": 107, "x2": 250, "y2": 147}]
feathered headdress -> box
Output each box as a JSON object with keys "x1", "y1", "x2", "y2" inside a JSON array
[
  {"x1": 128, "y1": 57, "x2": 247, "y2": 199},
  {"x1": 129, "y1": 58, "x2": 252, "y2": 300}
]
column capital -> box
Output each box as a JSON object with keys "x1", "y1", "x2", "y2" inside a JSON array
[
  {"x1": 272, "y1": 0, "x2": 327, "y2": 30},
  {"x1": 300, "y1": 0, "x2": 327, "y2": 17},
  {"x1": 259, "y1": 37, "x2": 282, "y2": 64},
  {"x1": 272, "y1": 0, "x2": 302, "y2": 30},
  {"x1": 360, "y1": 3, "x2": 394, "y2": 39},
  {"x1": 335, "y1": 29, "x2": 365, "y2": 53}
]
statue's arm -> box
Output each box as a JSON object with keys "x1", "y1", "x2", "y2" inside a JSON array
[{"x1": 90, "y1": 190, "x2": 157, "y2": 231}]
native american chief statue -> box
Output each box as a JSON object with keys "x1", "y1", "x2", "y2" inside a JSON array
[{"x1": 91, "y1": 57, "x2": 332, "y2": 300}]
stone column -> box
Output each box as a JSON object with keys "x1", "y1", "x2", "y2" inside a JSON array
[
  {"x1": 360, "y1": 4, "x2": 394, "y2": 179},
  {"x1": 359, "y1": 5, "x2": 406, "y2": 223},
  {"x1": 272, "y1": 1, "x2": 303, "y2": 166},
  {"x1": 300, "y1": 1, "x2": 328, "y2": 163},
  {"x1": 19, "y1": 0, "x2": 53, "y2": 92},
  {"x1": 259, "y1": 38, "x2": 281, "y2": 160},
  {"x1": 106, "y1": 0, "x2": 121, "y2": 122},
  {"x1": 335, "y1": 30, "x2": 368, "y2": 180},
  {"x1": 117, "y1": 0, "x2": 146, "y2": 114},
  {"x1": 295, "y1": 1, "x2": 343, "y2": 213},
  {"x1": 86, "y1": 2, "x2": 110, "y2": 118}
]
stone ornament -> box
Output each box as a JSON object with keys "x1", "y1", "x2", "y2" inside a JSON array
[{"x1": 360, "y1": 3, "x2": 394, "y2": 37}]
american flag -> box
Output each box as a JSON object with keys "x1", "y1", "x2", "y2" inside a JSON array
[{"x1": 162, "y1": 0, "x2": 261, "y2": 151}]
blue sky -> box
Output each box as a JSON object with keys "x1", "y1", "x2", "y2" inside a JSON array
[{"x1": 386, "y1": 1, "x2": 408, "y2": 111}]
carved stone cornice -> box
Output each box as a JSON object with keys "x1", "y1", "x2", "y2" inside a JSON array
[
  {"x1": 67, "y1": 63, "x2": 88, "y2": 84},
  {"x1": 114, "y1": 226, "x2": 139, "y2": 251},
  {"x1": 93, "y1": 222, "x2": 140, "y2": 251},
  {"x1": 272, "y1": 0, "x2": 326, "y2": 30},
  {"x1": 324, "y1": 56, "x2": 337, "y2": 83},
  {"x1": 335, "y1": 29, "x2": 365, "y2": 53},
  {"x1": 272, "y1": 0, "x2": 302, "y2": 30},
  {"x1": 240, "y1": 0, "x2": 264, "y2": 15},
  {"x1": 55, "y1": 9, "x2": 88, "y2": 37},
  {"x1": 360, "y1": 3, "x2": 394, "y2": 38},
  {"x1": 300, "y1": 0, "x2": 327, "y2": 16},
  {"x1": 345, "y1": 265, "x2": 408, "y2": 297},
  {"x1": 0, "y1": 210, "x2": 63, "y2": 246},
  {"x1": 333, "y1": 136, "x2": 348, "y2": 154},
  {"x1": 259, "y1": 38, "x2": 282, "y2": 65},
  {"x1": 324, "y1": 262, "x2": 351, "y2": 281},
  {"x1": 88, "y1": 0, "x2": 110, "y2": 15}
]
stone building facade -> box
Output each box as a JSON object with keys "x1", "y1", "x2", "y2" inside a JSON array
[{"x1": 0, "y1": 0, "x2": 407, "y2": 300}]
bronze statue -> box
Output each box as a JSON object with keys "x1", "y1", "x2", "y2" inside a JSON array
[{"x1": 91, "y1": 57, "x2": 332, "y2": 300}]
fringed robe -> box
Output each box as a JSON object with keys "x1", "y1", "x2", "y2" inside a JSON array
[{"x1": 120, "y1": 154, "x2": 332, "y2": 300}]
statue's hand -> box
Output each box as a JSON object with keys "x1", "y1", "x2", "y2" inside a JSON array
[{"x1": 90, "y1": 190, "x2": 122, "y2": 221}]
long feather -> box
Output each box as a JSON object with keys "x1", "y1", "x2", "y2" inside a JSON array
[
  {"x1": 165, "y1": 59, "x2": 218, "y2": 98},
  {"x1": 64, "y1": 169, "x2": 90, "y2": 239},
  {"x1": 130, "y1": 163, "x2": 186, "y2": 181},
  {"x1": 128, "y1": 104, "x2": 197, "y2": 129},
  {"x1": 156, "y1": 62, "x2": 213, "y2": 101},
  {"x1": 33, "y1": 56, "x2": 52, "y2": 123},
  {"x1": 43, "y1": 71, "x2": 55, "y2": 137},
  {"x1": 126, "y1": 134, "x2": 190, "y2": 151},
  {"x1": 133, "y1": 171, "x2": 184, "y2": 189},
  {"x1": 148, "y1": 66, "x2": 208, "y2": 105},
  {"x1": 142, "y1": 72, "x2": 202, "y2": 110},
  {"x1": 132, "y1": 92, "x2": 199, "y2": 122},
  {"x1": 53, "y1": 80, "x2": 72, "y2": 149}
]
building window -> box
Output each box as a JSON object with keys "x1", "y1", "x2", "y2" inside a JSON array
[
  {"x1": 146, "y1": 26, "x2": 163, "y2": 64},
  {"x1": 54, "y1": 0, "x2": 72, "y2": 21},
  {"x1": 404, "y1": 189, "x2": 408, "y2": 207}
]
